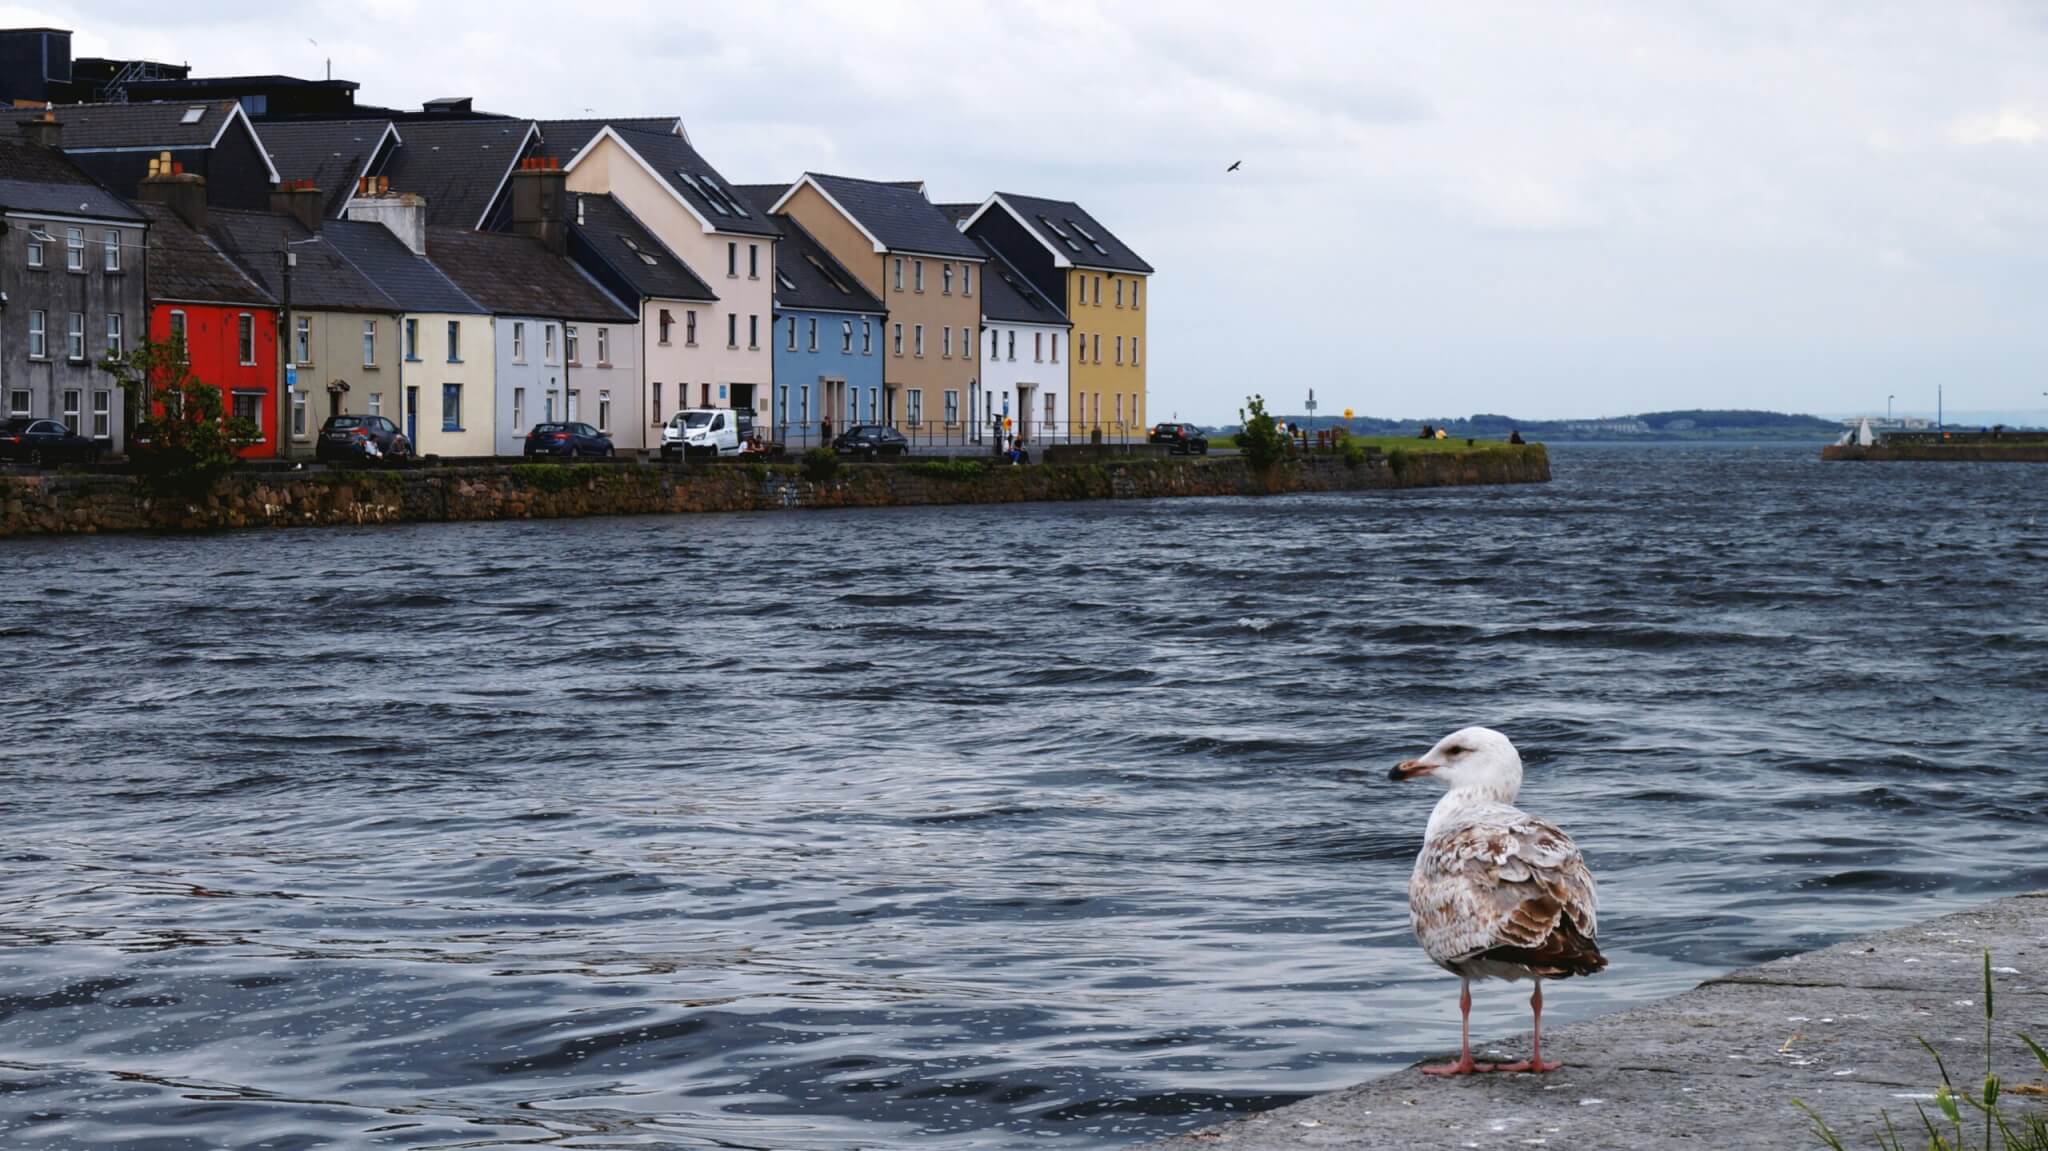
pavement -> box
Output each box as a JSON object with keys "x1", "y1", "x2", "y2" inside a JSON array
[{"x1": 1153, "y1": 893, "x2": 2048, "y2": 1150}]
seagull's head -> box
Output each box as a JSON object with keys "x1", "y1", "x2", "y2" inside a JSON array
[{"x1": 1388, "y1": 726, "x2": 1522, "y2": 799}]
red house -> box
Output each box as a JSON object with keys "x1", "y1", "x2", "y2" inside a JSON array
[{"x1": 134, "y1": 169, "x2": 280, "y2": 458}]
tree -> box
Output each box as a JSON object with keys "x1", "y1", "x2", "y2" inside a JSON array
[
  {"x1": 101, "y1": 338, "x2": 260, "y2": 495},
  {"x1": 1235, "y1": 393, "x2": 1286, "y2": 474}
]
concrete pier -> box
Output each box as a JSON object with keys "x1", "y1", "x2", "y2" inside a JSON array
[{"x1": 1158, "y1": 893, "x2": 2047, "y2": 1150}]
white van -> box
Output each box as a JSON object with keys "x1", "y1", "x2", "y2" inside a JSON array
[{"x1": 661, "y1": 409, "x2": 740, "y2": 458}]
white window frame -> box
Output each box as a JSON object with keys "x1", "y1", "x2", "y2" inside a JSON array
[
  {"x1": 404, "y1": 318, "x2": 419, "y2": 360},
  {"x1": 596, "y1": 327, "x2": 609, "y2": 365},
  {"x1": 26, "y1": 230, "x2": 44, "y2": 268},
  {"x1": 565, "y1": 324, "x2": 579, "y2": 365},
  {"x1": 61, "y1": 389, "x2": 81, "y2": 433},
  {"x1": 963, "y1": 265, "x2": 973, "y2": 297},
  {"x1": 237, "y1": 313, "x2": 254, "y2": 365},
  {"x1": 942, "y1": 326, "x2": 952, "y2": 359},
  {"x1": 103, "y1": 229, "x2": 121, "y2": 272},
  {"x1": 512, "y1": 320, "x2": 526, "y2": 362},
  {"x1": 942, "y1": 264, "x2": 953, "y2": 295},
  {"x1": 908, "y1": 388, "x2": 923, "y2": 427},
  {"x1": 291, "y1": 390, "x2": 308, "y2": 437},
  {"x1": 943, "y1": 389, "x2": 960, "y2": 425},
  {"x1": 167, "y1": 310, "x2": 186, "y2": 360},
  {"x1": 893, "y1": 258, "x2": 903, "y2": 291},
  {"x1": 913, "y1": 324, "x2": 924, "y2": 357},
  {"x1": 841, "y1": 320, "x2": 853, "y2": 353},
  {"x1": 91, "y1": 390, "x2": 111, "y2": 439},
  {"x1": 686, "y1": 309, "x2": 698, "y2": 346},
  {"x1": 786, "y1": 316, "x2": 797, "y2": 351},
  {"x1": 544, "y1": 323, "x2": 558, "y2": 363},
  {"x1": 727, "y1": 241, "x2": 738, "y2": 277},
  {"x1": 727, "y1": 313, "x2": 738, "y2": 348},
  {"x1": 295, "y1": 316, "x2": 312, "y2": 364},
  {"x1": 106, "y1": 313, "x2": 124, "y2": 358},
  {"x1": 914, "y1": 259, "x2": 925, "y2": 293},
  {"x1": 862, "y1": 320, "x2": 873, "y2": 355},
  {"x1": 363, "y1": 319, "x2": 378, "y2": 367},
  {"x1": 598, "y1": 389, "x2": 612, "y2": 432},
  {"x1": 66, "y1": 227, "x2": 84, "y2": 272},
  {"x1": 807, "y1": 317, "x2": 817, "y2": 352},
  {"x1": 66, "y1": 311, "x2": 85, "y2": 361},
  {"x1": 447, "y1": 320, "x2": 462, "y2": 363},
  {"x1": 7, "y1": 389, "x2": 29, "y2": 417},
  {"x1": 892, "y1": 323, "x2": 904, "y2": 356}
]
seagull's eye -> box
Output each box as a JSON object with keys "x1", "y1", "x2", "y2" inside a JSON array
[{"x1": 1448, "y1": 746, "x2": 1469, "y2": 757}]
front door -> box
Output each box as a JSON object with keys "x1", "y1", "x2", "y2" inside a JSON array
[
  {"x1": 405, "y1": 386, "x2": 419, "y2": 447},
  {"x1": 1017, "y1": 385, "x2": 1033, "y2": 442}
]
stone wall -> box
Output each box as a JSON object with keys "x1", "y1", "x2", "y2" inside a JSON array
[{"x1": 0, "y1": 447, "x2": 1549, "y2": 538}]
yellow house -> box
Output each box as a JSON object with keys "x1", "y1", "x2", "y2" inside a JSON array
[{"x1": 959, "y1": 193, "x2": 1153, "y2": 439}]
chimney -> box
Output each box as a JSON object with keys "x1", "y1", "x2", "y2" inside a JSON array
[
  {"x1": 269, "y1": 178, "x2": 324, "y2": 232},
  {"x1": 510, "y1": 155, "x2": 569, "y2": 254},
  {"x1": 343, "y1": 177, "x2": 428, "y2": 256},
  {"x1": 17, "y1": 109, "x2": 61, "y2": 149},
  {"x1": 137, "y1": 151, "x2": 208, "y2": 231}
]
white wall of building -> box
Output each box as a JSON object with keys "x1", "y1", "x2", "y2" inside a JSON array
[{"x1": 977, "y1": 321, "x2": 1070, "y2": 445}]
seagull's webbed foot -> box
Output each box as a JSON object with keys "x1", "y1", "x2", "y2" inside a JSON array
[
  {"x1": 1420, "y1": 1054, "x2": 1499, "y2": 1076},
  {"x1": 1492, "y1": 1057, "x2": 1563, "y2": 1074}
]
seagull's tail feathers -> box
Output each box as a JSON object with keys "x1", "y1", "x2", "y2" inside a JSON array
[{"x1": 1477, "y1": 911, "x2": 1608, "y2": 979}]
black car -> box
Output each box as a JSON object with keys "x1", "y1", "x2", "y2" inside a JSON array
[
  {"x1": 1148, "y1": 422, "x2": 1209, "y2": 455},
  {"x1": 525, "y1": 421, "x2": 614, "y2": 459},
  {"x1": 0, "y1": 418, "x2": 101, "y2": 466},
  {"x1": 315, "y1": 414, "x2": 412, "y2": 464},
  {"x1": 831, "y1": 424, "x2": 910, "y2": 459}
]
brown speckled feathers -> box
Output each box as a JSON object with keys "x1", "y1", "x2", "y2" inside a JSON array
[{"x1": 1409, "y1": 805, "x2": 1606, "y2": 978}]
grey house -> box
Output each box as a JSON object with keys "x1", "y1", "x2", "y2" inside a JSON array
[{"x1": 0, "y1": 119, "x2": 147, "y2": 451}]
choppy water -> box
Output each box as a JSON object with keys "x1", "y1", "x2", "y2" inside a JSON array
[{"x1": 2, "y1": 443, "x2": 2044, "y2": 1149}]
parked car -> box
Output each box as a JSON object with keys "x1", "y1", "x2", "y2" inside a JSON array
[
  {"x1": 1148, "y1": 422, "x2": 1209, "y2": 455},
  {"x1": 661, "y1": 409, "x2": 741, "y2": 458},
  {"x1": 0, "y1": 418, "x2": 101, "y2": 466},
  {"x1": 315, "y1": 414, "x2": 412, "y2": 465},
  {"x1": 525, "y1": 421, "x2": 614, "y2": 459},
  {"x1": 832, "y1": 424, "x2": 910, "y2": 459}
]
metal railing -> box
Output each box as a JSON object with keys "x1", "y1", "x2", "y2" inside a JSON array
[{"x1": 767, "y1": 418, "x2": 1154, "y2": 455}]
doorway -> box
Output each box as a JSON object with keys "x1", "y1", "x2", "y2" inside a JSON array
[
  {"x1": 1017, "y1": 385, "x2": 1034, "y2": 442},
  {"x1": 404, "y1": 385, "x2": 419, "y2": 445}
]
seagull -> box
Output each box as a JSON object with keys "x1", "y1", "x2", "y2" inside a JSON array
[
  {"x1": 1389, "y1": 727, "x2": 1605, "y2": 1076},
  {"x1": 1226, "y1": 160, "x2": 1242, "y2": 172}
]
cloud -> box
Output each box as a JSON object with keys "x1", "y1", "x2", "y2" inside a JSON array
[{"x1": 1951, "y1": 108, "x2": 2046, "y2": 146}]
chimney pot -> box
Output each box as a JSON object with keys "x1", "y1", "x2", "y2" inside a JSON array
[{"x1": 270, "y1": 181, "x2": 325, "y2": 232}]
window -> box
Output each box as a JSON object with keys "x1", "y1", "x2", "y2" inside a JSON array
[
  {"x1": 962, "y1": 327, "x2": 971, "y2": 361},
  {"x1": 779, "y1": 384, "x2": 789, "y2": 425},
  {"x1": 66, "y1": 227, "x2": 84, "y2": 271},
  {"x1": 1133, "y1": 281, "x2": 1141, "y2": 310},
  {"x1": 685, "y1": 310, "x2": 697, "y2": 345},
  {"x1": 807, "y1": 317, "x2": 817, "y2": 352},
  {"x1": 650, "y1": 382, "x2": 662, "y2": 424},
  {"x1": 786, "y1": 316, "x2": 797, "y2": 351},
  {"x1": 295, "y1": 317, "x2": 312, "y2": 363},
  {"x1": 514, "y1": 386, "x2": 528, "y2": 429},
  {"x1": 362, "y1": 319, "x2": 377, "y2": 367},
  {"x1": 727, "y1": 314, "x2": 738, "y2": 348},
  {"x1": 62, "y1": 390, "x2": 80, "y2": 434},
  {"x1": 1034, "y1": 332, "x2": 1043, "y2": 362},
  {"x1": 446, "y1": 320, "x2": 461, "y2": 362},
  {"x1": 1007, "y1": 330, "x2": 1016, "y2": 361},
  {"x1": 545, "y1": 323, "x2": 557, "y2": 363},
  {"x1": 659, "y1": 309, "x2": 674, "y2": 345},
  {"x1": 1094, "y1": 275, "x2": 1103, "y2": 305},
  {"x1": 727, "y1": 241, "x2": 738, "y2": 277},
  {"x1": 944, "y1": 389, "x2": 960, "y2": 425},
  {"x1": 748, "y1": 243, "x2": 759, "y2": 278},
  {"x1": 404, "y1": 318, "x2": 419, "y2": 360},
  {"x1": 866, "y1": 387, "x2": 878, "y2": 422},
  {"x1": 892, "y1": 323, "x2": 904, "y2": 356},
  {"x1": 862, "y1": 320, "x2": 873, "y2": 355},
  {"x1": 565, "y1": 325, "x2": 579, "y2": 365},
  {"x1": 1075, "y1": 330, "x2": 1082, "y2": 363},
  {"x1": 841, "y1": 320, "x2": 853, "y2": 353},
  {"x1": 103, "y1": 229, "x2": 121, "y2": 272},
  {"x1": 106, "y1": 313, "x2": 124, "y2": 358},
  {"x1": 512, "y1": 321, "x2": 526, "y2": 361},
  {"x1": 597, "y1": 327, "x2": 609, "y2": 364},
  {"x1": 963, "y1": 265, "x2": 973, "y2": 296},
  {"x1": 908, "y1": 388, "x2": 923, "y2": 426},
  {"x1": 598, "y1": 390, "x2": 611, "y2": 432},
  {"x1": 701, "y1": 383, "x2": 712, "y2": 407},
  {"x1": 1093, "y1": 333, "x2": 1101, "y2": 363},
  {"x1": 748, "y1": 314, "x2": 759, "y2": 349},
  {"x1": 66, "y1": 312, "x2": 84, "y2": 361},
  {"x1": 1116, "y1": 335, "x2": 1124, "y2": 365},
  {"x1": 442, "y1": 383, "x2": 462, "y2": 430},
  {"x1": 1130, "y1": 393, "x2": 1138, "y2": 426},
  {"x1": 1044, "y1": 392, "x2": 1055, "y2": 429},
  {"x1": 989, "y1": 329, "x2": 999, "y2": 359},
  {"x1": 26, "y1": 228, "x2": 44, "y2": 268},
  {"x1": 913, "y1": 324, "x2": 924, "y2": 357},
  {"x1": 1115, "y1": 393, "x2": 1124, "y2": 424},
  {"x1": 893, "y1": 258, "x2": 904, "y2": 291},
  {"x1": 913, "y1": 259, "x2": 925, "y2": 292},
  {"x1": 92, "y1": 391, "x2": 111, "y2": 438},
  {"x1": 1051, "y1": 332, "x2": 1060, "y2": 363},
  {"x1": 1132, "y1": 336, "x2": 1140, "y2": 365},
  {"x1": 7, "y1": 390, "x2": 27, "y2": 417},
  {"x1": 942, "y1": 264, "x2": 953, "y2": 295},
  {"x1": 231, "y1": 391, "x2": 261, "y2": 433},
  {"x1": 1115, "y1": 278, "x2": 1124, "y2": 308},
  {"x1": 942, "y1": 326, "x2": 952, "y2": 358},
  {"x1": 799, "y1": 384, "x2": 809, "y2": 424},
  {"x1": 368, "y1": 392, "x2": 382, "y2": 417},
  {"x1": 291, "y1": 391, "x2": 307, "y2": 437}
]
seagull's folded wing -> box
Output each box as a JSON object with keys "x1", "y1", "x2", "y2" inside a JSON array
[{"x1": 1410, "y1": 812, "x2": 1604, "y2": 976}]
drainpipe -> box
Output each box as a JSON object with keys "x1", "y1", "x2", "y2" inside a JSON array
[{"x1": 279, "y1": 235, "x2": 294, "y2": 457}]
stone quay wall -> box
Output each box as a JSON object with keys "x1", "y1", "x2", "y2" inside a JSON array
[
  {"x1": 0, "y1": 446, "x2": 1549, "y2": 538},
  {"x1": 1823, "y1": 443, "x2": 2048, "y2": 462}
]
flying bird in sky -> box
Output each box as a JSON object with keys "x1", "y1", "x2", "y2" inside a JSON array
[
  {"x1": 1390, "y1": 727, "x2": 1606, "y2": 1076},
  {"x1": 1226, "y1": 160, "x2": 1242, "y2": 172}
]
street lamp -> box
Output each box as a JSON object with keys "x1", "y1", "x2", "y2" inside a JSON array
[{"x1": 1887, "y1": 394, "x2": 1894, "y2": 423}]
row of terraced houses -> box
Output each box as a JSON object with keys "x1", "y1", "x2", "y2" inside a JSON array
[{"x1": 0, "y1": 27, "x2": 1154, "y2": 458}]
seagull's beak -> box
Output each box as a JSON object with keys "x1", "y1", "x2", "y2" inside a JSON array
[{"x1": 1389, "y1": 758, "x2": 1434, "y2": 781}]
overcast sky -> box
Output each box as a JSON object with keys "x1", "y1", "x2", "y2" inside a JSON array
[{"x1": 18, "y1": 1, "x2": 2048, "y2": 421}]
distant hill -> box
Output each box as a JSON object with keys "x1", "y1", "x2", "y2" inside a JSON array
[{"x1": 1229, "y1": 409, "x2": 1842, "y2": 442}]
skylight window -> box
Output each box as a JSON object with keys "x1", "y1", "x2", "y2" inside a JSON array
[
  {"x1": 1037, "y1": 215, "x2": 1070, "y2": 238},
  {"x1": 702, "y1": 175, "x2": 750, "y2": 218},
  {"x1": 1068, "y1": 220, "x2": 1109, "y2": 254},
  {"x1": 777, "y1": 271, "x2": 797, "y2": 291},
  {"x1": 620, "y1": 235, "x2": 659, "y2": 266},
  {"x1": 180, "y1": 106, "x2": 206, "y2": 125},
  {"x1": 676, "y1": 171, "x2": 729, "y2": 215}
]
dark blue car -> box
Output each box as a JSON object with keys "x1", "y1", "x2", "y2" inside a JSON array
[
  {"x1": 0, "y1": 418, "x2": 101, "y2": 466},
  {"x1": 524, "y1": 421, "x2": 614, "y2": 459}
]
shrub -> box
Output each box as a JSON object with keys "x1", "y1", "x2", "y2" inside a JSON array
[
  {"x1": 800, "y1": 447, "x2": 839, "y2": 483},
  {"x1": 1234, "y1": 393, "x2": 1286, "y2": 474},
  {"x1": 1339, "y1": 436, "x2": 1369, "y2": 470},
  {"x1": 1386, "y1": 447, "x2": 1411, "y2": 477},
  {"x1": 101, "y1": 339, "x2": 260, "y2": 498}
]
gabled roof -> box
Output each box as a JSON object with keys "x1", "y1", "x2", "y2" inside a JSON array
[
  {"x1": 775, "y1": 172, "x2": 984, "y2": 260},
  {"x1": 964, "y1": 231, "x2": 1068, "y2": 327},
  {"x1": 256, "y1": 119, "x2": 398, "y2": 218},
  {"x1": 134, "y1": 202, "x2": 274, "y2": 306},
  {"x1": 425, "y1": 227, "x2": 634, "y2": 323},
  {"x1": 967, "y1": 192, "x2": 1153, "y2": 274},
  {"x1": 534, "y1": 117, "x2": 682, "y2": 163},
  {"x1": 563, "y1": 125, "x2": 779, "y2": 238},
  {"x1": 733, "y1": 183, "x2": 884, "y2": 316},
  {"x1": 15, "y1": 100, "x2": 282, "y2": 183},
  {"x1": 375, "y1": 119, "x2": 538, "y2": 229},
  {"x1": 204, "y1": 209, "x2": 394, "y2": 313},
  {"x1": 0, "y1": 136, "x2": 143, "y2": 220},
  {"x1": 566, "y1": 192, "x2": 716, "y2": 302}
]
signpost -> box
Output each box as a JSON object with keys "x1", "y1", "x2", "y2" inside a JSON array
[{"x1": 1305, "y1": 387, "x2": 1317, "y2": 440}]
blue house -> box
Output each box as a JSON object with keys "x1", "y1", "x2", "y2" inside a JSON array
[{"x1": 736, "y1": 184, "x2": 884, "y2": 447}]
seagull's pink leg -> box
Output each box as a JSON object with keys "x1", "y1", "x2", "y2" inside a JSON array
[
  {"x1": 1421, "y1": 978, "x2": 1497, "y2": 1076},
  {"x1": 1497, "y1": 979, "x2": 1563, "y2": 1073}
]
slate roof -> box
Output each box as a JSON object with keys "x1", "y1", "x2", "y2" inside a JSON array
[
  {"x1": 134, "y1": 202, "x2": 273, "y2": 305},
  {"x1": 986, "y1": 192, "x2": 1152, "y2": 274},
  {"x1": 256, "y1": 119, "x2": 396, "y2": 218},
  {"x1": 594, "y1": 126, "x2": 778, "y2": 238},
  {"x1": 322, "y1": 220, "x2": 481, "y2": 313},
  {"x1": 425, "y1": 227, "x2": 634, "y2": 323},
  {"x1": 968, "y1": 234, "x2": 1068, "y2": 326},
  {"x1": 204, "y1": 209, "x2": 392, "y2": 313},
  {"x1": 534, "y1": 117, "x2": 681, "y2": 163},
  {"x1": 14, "y1": 100, "x2": 242, "y2": 150},
  {"x1": 376, "y1": 119, "x2": 538, "y2": 229},
  {"x1": 734, "y1": 183, "x2": 883, "y2": 315},
  {"x1": 566, "y1": 192, "x2": 716, "y2": 302},
  {"x1": 798, "y1": 172, "x2": 983, "y2": 260},
  {"x1": 0, "y1": 136, "x2": 143, "y2": 219}
]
